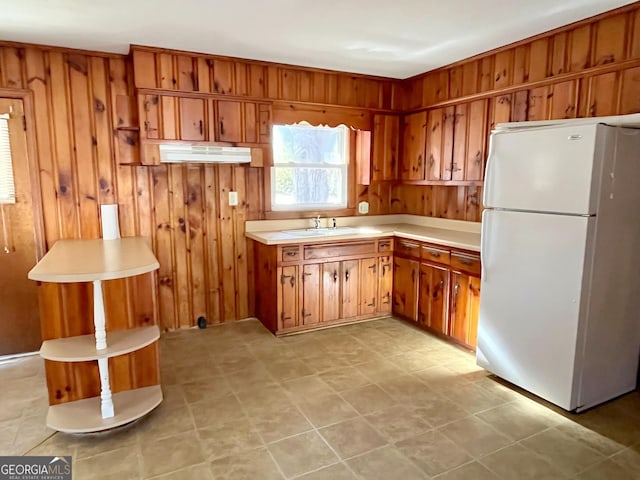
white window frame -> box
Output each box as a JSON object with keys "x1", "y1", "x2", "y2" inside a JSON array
[
  {"x1": 270, "y1": 122, "x2": 350, "y2": 211},
  {"x1": 0, "y1": 114, "x2": 15, "y2": 205}
]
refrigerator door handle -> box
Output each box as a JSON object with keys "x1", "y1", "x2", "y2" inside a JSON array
[
  {"x1": 480, "y1": 211, "x2": 490, "y2": 281},
  {"x1": 483, "y1": 131, "x2": 503, "y2": 208}
]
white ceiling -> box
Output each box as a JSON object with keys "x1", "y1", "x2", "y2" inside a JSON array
[{"x1": 0, "y1": 0, "x2": 636, "y2": 79}]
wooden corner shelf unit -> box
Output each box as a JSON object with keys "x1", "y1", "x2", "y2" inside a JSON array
[{"x1": 28, "y1": 237, "x2": 162, "y2": 433}]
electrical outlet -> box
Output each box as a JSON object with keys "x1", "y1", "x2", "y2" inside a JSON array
[
  {"x1": 229, "y1": 191, "x2": 238, "y2": 206},
  {"x1": 358, "y1": 201, "x2": 369, "y2": 214}
]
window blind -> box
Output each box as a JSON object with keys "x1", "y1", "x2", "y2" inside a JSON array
[{"x1": 0, "y1": 114, "x2": 15, "y2": 204}]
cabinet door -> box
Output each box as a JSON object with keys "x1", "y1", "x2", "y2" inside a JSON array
[
  {"x1": 465, "y1": 99, "x2": 488, "y2": 181},
  {"x1": 392, "y1": 257, "x2": 419, "y2": 321},
  {"x1": 322, "y1": 262, "x2": 341, "y2": 322},
  {"x1": 419, "y1": 263, "x2": 449, "y2": 334},
  {"x1": 359, "y1": 258, "x2": 378, "y2": 317},
  {"x1": 243, "y1": 102, "x2": 258, "y2": 144},
  {"x1": 301, "y1": 264, "x2": 321, "y2": 326},
  {"x1": 139, "y1": 94, "x2": 159, "y2": 139},
  {"x1": 425, "y1": 108, "x2": 454, "y2": 181},
  {"x1": 162, "y1": 96, "x2": 180, "y2": 140},
  {"x1": 400, "y1": 111, "x2": 426, "y2": 180},
  {"x1": 179, "y1": 97, "x2": 206, "y2": 141},
  {"x1": 278, "y1": 266, "x2": 298, "y2": 329},
  {"x1": 378, "y1": 255, "x2": 393, "y2": 314},
  {"x1": 372, "y1": 114, "x2": 399, "y2": 181},
  {"x1": 342, "y1": 260, "x2": 360, "y2": 319},
  {"x1": 450, "y1": 272, "x2": 481, "y2": 347},
  {"x1": 258, "y1": 103, "x2": 272, "y2": 144},
  {"x1": 451, "y1": 100, "x2": 488, "y2": 182},
  {"x1": 216, "y1": 100, "x2": 243, "y2": 143}
]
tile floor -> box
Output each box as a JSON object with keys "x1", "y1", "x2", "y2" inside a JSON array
[
  {"x1": 0, "y1": 354, "x2": 51, "y2": 455},
  {"x1": 5, "y1": 317, "x2": 640, "y2": 479}
]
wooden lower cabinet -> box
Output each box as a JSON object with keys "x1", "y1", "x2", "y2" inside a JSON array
[
  {"x1": 359, "y1": 258, "x2": 378, "y2": 317},
  {"x1": 378, "y1": 256, "x2": 393, "y2": 314},
  {"x1": 321, "y1": 262, "x2": 341, "y2": 323},
  {"x1": 450, "y1": 272, "x2": 481, "y2": 348},
  {"x1": 255, "y1": 238, "x2": 394, "y2": 335},
  {"x1": 277, "y1": 266, "x2": 299, "y2": 329},
  {"x1": 341, "y1": 260, "x2": 360, "y2": 319},
  {"x1": 392, "y1": 256, "x2": 419, "y2": 322},
  {"x1": 418, "y1": 263, "x2": 449, "y2": 335},
  {"x1": 392, "y1": 241, "x2": 481, "y2": 350},
  {"x1": 301, "y1": 264, "x2": 320, "y2": 326}
]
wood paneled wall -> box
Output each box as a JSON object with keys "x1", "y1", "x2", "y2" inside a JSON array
[
  {"x1": 1, "y1": 42, "x2": 397, "y2": 350},
  {"x1": 392, "y1": 3, "x2": 640, "y2": 222},
  {"x1": 0, "y1": 44, "x2": 160, "y2": 404},
  {"x1": 132, "y1": 46, "x2": 401, "y2": 110},
  {"x1": 4, "y1": 4, "x2": 640, "y2": 374},
  {"x1": 130, "y1": 48, "x2": 397, "y2": 331}
]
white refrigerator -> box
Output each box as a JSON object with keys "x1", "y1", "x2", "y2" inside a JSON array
[{"x1": 477, "y1": 116, "x2": 640, "y2": 412}]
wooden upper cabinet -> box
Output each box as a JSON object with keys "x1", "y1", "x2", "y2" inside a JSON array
[
  {"x1": 399, "y1": 100, "x2": 488, "y2": 184},
  {"x1": 215, "y1": 100, "x2": 272, "y2": 145},
  {"x1": 139, "y1": 94, "x2": 160, "y2": 139},
  {"x1": 400, "y1": 111, "x2": 426, "y2": 180},
  {"x1": 372, "y1": 114, "x2": 399, "y2": 181},
  {"x1": 216, "y1": 100, "x2": 243, "y2": 143},
  {"x1": 464, "y1": 99, "x2": 488, "y2": 181},
  {"x1": 179, "y1": 97, "x2": 207, "y2": 141},
  {"x1": 425, "y1": 107, "x2": 454, "y2": 181},
  {"x1": 139, "y1": 93, "x2": 207, "y2": 142},
  {"x1": 137, "y1": 92, "x2": 272, "y2": 150}
]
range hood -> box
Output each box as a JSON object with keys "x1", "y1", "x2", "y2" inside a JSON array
[{"x1": 159, "y1": 144, "x2": 252, "y2": 164}]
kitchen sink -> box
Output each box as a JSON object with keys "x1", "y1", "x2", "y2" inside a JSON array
[{"x1": 283, "y1": 226, "x2": 360, "y2": 237}]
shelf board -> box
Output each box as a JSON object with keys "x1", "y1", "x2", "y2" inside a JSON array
[
  {"x1": 47, "y1": 385, "x2": 162, "y2": 433},
  {"x1": 40, "y1": 326, "x2": 160, "y2": 362},
  {"x1": 28, "y1": 237, "x2": 159, "y2": 282}
]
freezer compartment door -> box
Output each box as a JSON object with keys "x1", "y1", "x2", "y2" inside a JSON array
[
  {"x1": 477, "y1": 209, "x2": 592, "y2": 410},
  {"x1": 484, "y1": 123, "x2": 602, "y2": 215}
]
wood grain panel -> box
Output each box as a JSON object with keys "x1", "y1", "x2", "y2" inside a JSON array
[
  {"x1": 593, "y1": 14, "x2": 628, "y2": 66},
  {"x1": 131, "y1": 46, "x2": 400, "y2": 110},
  {"x1": 569, "y1": 25, "x2": 592, "y2": 71},
  {"x1": 6, "y1": 1, "x2": 640, "y2": 408},
  {"x1": 1, "y1": 46, "x2": 160, "y2": 406},
  {"x1": 397, "y1": 4, "x2": 640, "y2": 225}
]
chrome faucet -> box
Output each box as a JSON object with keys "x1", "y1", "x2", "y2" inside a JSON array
[{"x1": 313, "y1": 215, "x2": 321, "y2": 229}]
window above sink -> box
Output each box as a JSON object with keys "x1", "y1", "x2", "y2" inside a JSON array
[{"x1": 271, "y1": 123, "x2": 349, "y2": 211}]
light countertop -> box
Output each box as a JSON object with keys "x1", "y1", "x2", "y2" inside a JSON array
[{"x1": 246, "y1": 215, "x2": 481, "y2": 252}]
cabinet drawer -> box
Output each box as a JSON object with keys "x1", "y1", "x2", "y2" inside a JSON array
[
  {"x1": 450, "y1": 251, "x2": 481, "y2": 275},
  {"x1": 304, "y1": 242, "x2": 376, "y2": 260},
  {"x1": 421, "y1": 245, "x2": 451, "y2": 265},
  {"x1": 281, "y1": 246, "x2": 301, "y2": 262},
  {"x1": 378, "y1": 238, "x2": 393, "y2": 252},
  {"x1": 395, "y1": 240, "x2": 421, "y2": 259}
]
